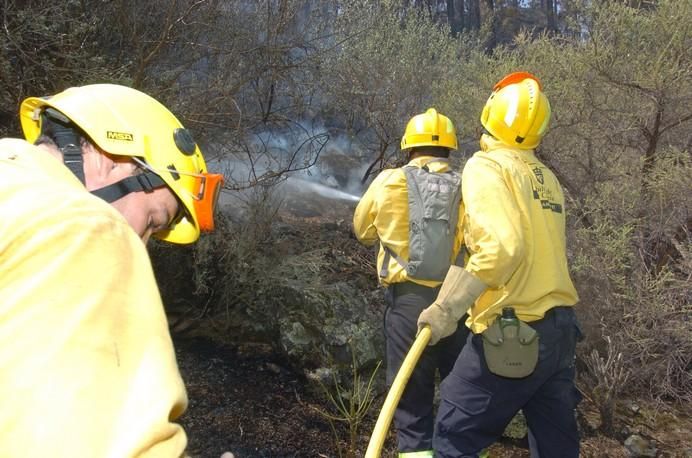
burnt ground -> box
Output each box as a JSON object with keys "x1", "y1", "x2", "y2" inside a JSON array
[
  {"x1": 173, "y1": 333, "x2": 692, "y2": 458},
  {"x1": 173, "y1": 334, "x2": 527, "y2": 458},
  {"x1": 175, "y1": 336, "x2": 348, "y2": 458}
]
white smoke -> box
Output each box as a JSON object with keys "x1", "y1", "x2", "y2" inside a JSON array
[{"x1": 207, "y1": 119, "x2": 377, "y2": 216}]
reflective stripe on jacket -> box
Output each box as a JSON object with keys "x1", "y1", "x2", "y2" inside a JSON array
[
  {"x1": 353, "y1": 155, "x2": 465, "y2": 287},
  {"x1": 462, "y1": 135, "x2": 578, "y2": 333},
  {"x1": 0, "y1": 138, "x2": 188, "y2": 457}
]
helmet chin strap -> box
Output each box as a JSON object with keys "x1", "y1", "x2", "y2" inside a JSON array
[
  {"x1": 90, "y1": 172, "x2": 167, "y2": 203},
  {"x1": 41, "y1": 108, "x2": 85, "y2": 184}
]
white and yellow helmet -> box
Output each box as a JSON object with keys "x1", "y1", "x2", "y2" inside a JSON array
[
  {"x1": 20, "y1": 84, "x2": 223, "y2": 244},
  {"x1": 481, "y1": 72, "x2": 551, "y2": 149}
]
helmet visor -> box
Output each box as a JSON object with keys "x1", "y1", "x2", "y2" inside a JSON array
[
  {"x1": 192, "y1": 173, "x2": 224, "y2": 231},
  {"x1": 133, "y1": 157, "x2": 224, "y2": 233}
]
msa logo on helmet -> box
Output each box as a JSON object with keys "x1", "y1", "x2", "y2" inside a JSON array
[{"x1": 107, "y1": 131, "x2": 134, "y2": 141}]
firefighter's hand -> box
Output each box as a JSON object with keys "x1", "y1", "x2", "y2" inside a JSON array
[
  {"x1": 418, "y1": 266, "x2": 488, "y2": 345},
  {"x1": 417, "y1": 302, "x2": 458, "y2": 346}
]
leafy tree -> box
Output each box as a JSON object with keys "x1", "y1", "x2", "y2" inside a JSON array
[
  {"x1": 0, "y1": 0, "x2": 126, "y2": 136},
  {"x1": 322, "y1": 0, "x2": 458, "y2": 181}
]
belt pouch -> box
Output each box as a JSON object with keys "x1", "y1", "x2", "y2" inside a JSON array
[{"x1": 482, "y1": 307, "x2": 539, "y2": 378}]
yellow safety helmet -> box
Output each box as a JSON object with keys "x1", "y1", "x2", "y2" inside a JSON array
[
  {"x1": 480, "y1": 72, "x2": 551, "y2": 149},
  {"x1": 20, "y1": 84, "x2": 223, "y2": 244},
  {"x1": 400, "y1": 108, "x2": 458, "y2": 151}
]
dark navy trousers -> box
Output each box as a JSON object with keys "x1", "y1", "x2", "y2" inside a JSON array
[
  {"x1": 433, "y1": 306, "x2": 582, "y2": 458},
  {"x1": 384, "y1": 282, "x2": 469, "y2": 453}
]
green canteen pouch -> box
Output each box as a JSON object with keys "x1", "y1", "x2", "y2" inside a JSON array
[{"x1": 482, "y1": 317, "x2": 539, "y2": 378}]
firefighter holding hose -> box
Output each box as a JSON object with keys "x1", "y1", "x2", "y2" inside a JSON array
[
  {"x1": 354, "y1": 108, "x2": 467, "y2": 458},
  {"x1": 417, "y1": 72, "x2": 582, "y2": 457}
]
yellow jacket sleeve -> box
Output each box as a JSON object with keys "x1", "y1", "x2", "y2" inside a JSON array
[
  {"x1": 352, "y1": 169, "x2": 397, "y2": 246},
  {"x1": 0, "y1": 139, "x2": 188, "y2": 457},
  {"x1": 461, "y1": 154, "x2": 524, "y2": 288}
]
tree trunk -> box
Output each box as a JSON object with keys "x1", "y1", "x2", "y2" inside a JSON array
[
  {"x1": 546, "y1": 0, "x2": 557, "y2": 32},
  {"x1": 484, "y1": 0, "x2": 497, "y2": 51},
  {"x1": 447, "y1": 0, "x2": 456, "y2": 36},
  {"x1": 447, "y1": 0, "x2": 464, "y2": 36},
  {"x1": 469, "y1": 0, "x2": 481, "y2": 29},
  {"x1": 638, "y1": 96, "x2": 665, "y2": 269}
]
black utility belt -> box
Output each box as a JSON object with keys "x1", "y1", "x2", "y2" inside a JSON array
[{"x1": 388, "y1": 281, "x2": 440, "y2": 296}]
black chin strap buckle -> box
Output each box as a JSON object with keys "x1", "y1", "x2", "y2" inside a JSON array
[
  {"x1": 134, "y1": 172, "x2": 158, "y2": 192},
  {"x1": 60, "y1": 144, "x2": 85, "y2": 183}
]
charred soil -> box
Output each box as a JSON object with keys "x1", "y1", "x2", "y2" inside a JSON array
[
  {"x1": 174, "y1": 334, "x2": 692, "y2": 458},
  {"x1": 175, "y1": 335, "x2": 371, "y2": 458}
]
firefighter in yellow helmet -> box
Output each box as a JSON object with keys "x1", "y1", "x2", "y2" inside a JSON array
[
  {"x1": 0, "y1": 84, "x2": 223, "y2": 457},
  {"x1": 417, "y1": 72, "x2": 581, "y2": 457},
  {"x1": 19, "y1": 84, "x2": 223, "y2": 244},
  {"x1": 353, "y1": 108, "x2": 467, "y2": 457}
]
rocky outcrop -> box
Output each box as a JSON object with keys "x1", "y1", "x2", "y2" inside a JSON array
[
  {"x1": 273, "y1": 280, "x2": 384, "y2": 380},
  {"x1": 154, "y1": 200, "x2": 386, "y2": 389}
]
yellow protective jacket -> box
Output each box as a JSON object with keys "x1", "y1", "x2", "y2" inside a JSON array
[
  {"x1": 0, "y1": 139, "x2": 188, "y2": 457},
  {"x1": 462, "y1": 135, "x2": 579, "y2": 333},
  {"x1": 353, "y1": 156, "x2": 465, "y2": 287}
]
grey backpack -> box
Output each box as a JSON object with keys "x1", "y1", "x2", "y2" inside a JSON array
[{"x1": 380, "y1": 158, "x2": 462, "y2": 282}]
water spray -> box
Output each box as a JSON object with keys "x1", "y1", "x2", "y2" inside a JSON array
[{"x1": 286, "y1": 177, "x2": 360, "y2": 203}]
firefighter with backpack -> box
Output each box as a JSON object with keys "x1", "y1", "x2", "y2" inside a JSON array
[{"x1": 353, "y1": 108, "x2": 467, "y2": 458}]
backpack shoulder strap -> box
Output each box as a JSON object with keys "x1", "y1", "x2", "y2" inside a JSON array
[{"x1": 379, "y1": 243, "x2": 409, "y2": 278}]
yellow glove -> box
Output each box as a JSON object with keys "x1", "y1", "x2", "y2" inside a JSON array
[{"x1": 417, "y1": 266, "x2": 487, "y2": 345}]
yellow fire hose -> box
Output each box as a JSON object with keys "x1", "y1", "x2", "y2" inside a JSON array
[{"x1": 365, "y1": 325, "x2": 432, "y2": 458}]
